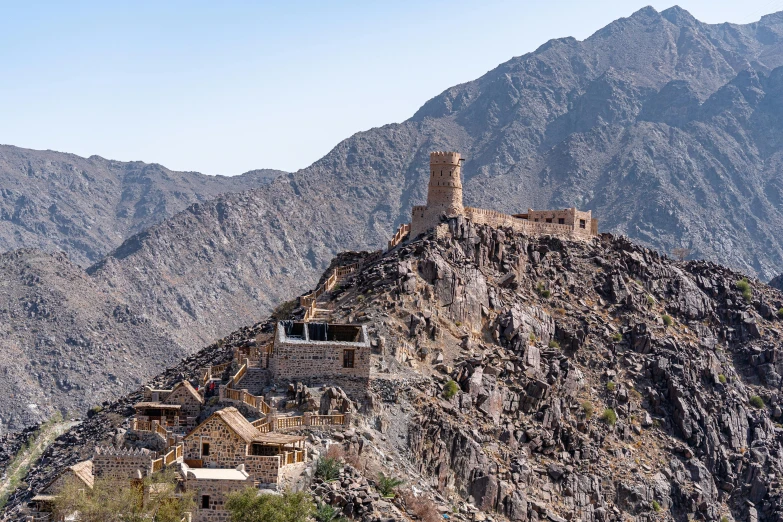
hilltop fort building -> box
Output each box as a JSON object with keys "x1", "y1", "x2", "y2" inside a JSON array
[{"x1": 409, "y1": 151, "x2": 598, "y2": 239}]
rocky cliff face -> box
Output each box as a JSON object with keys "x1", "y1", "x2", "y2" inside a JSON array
[
  {"x1": 0, "y1": 249, "x2": 188, "y2": 432},
  {"x1": 771, "y1": 274, "x2": 783, "y2": 291},
  {"x1": 6, "y1": 221, "x2": 783, "y2": 521},
  {"x1": 0, "y1": 145, "x2": 283, "y2": 266}
]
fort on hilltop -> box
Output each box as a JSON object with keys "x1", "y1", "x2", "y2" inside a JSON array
[{"x1": 407, "y1": 151, "x2": 598, "y2": 240}]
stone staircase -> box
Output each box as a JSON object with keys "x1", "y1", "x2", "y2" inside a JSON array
[
  {"x1": 236, "y1": 367, "x2": 269, "y2": 396},
  {"x1": 308, "y1": 271, "x2": 353, "y2": 322}
]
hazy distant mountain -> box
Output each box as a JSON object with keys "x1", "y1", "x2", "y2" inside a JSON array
[
  {"x1": 0, "y1": 144, "x2": 284, "y2": 266},
  {"x1": 6, "y1": 5, "x2": 783, "y2": 430}
]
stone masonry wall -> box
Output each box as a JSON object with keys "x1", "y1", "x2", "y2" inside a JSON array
[
  {"x1": 184, "y1": 418, "x2": 247, "y2": 469},
  {"x1": 93, "y1": 447, "x2": 153, "y2": 480},
  {"x1": 165, "y1": 386, "x2": 202, "y2": 420},
  {"x1": 270, "y1": 324, "x2": 371, "y2": 393},
  {"x1": 243, "y1": 455, "x2": 281, "y2": 484},
  {"x1": 186, "y1": 476, "x2": 249, "y2": 522}
]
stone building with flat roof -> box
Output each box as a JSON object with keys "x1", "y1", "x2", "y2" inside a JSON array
[{"x1": 270, "y1": 321, "x2": 371, "y2": 395}]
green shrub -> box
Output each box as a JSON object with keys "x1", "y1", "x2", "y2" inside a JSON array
[
  {"x1": 535, "y1": 282, "x2": 551, "y2": 298},
  {"x1": 611, "y1": 332, "x2": 623, "y2": 342},
  {"x1": 718, "y1": 374, "x2": 727, "y2": 384},
  {"x1": 227, "y1": 489, "x2": 314, "y2": 522},
  {"x1": 548, "y1": 340, "x2": 560, "y2": 349},
  {"x1": 271, "y1": 298, "x2": 298, "y2": 321},
  {"x1": 315, "y1": 503, "x2": 347, "y2": 522},
  {"x1": 315, "y1": 457, "x2": 341, "y2": 482},
  {"x1": 443, "y1": 380, "x2": 459, "y2": 400},
  {"x1": 778, "y1": 308, "x2": 783, "y2": 319},
  {"x1": 581, "y1": 401, "x2": 594, "y2": 420},
  {"x1": 454, "y1": 321, "x2": 462, "y2": 327},
  {"x1": 646, "y1": 295, "x2": 655, "y2": 306},
  {"x1": 662, "y1": 314, "x2": 673, "y2": 326},
  {"x1": 651, "y1": 500, "x2": 661, "y2": 512},
  {"x1": 88, "y1": 405, "x2": 103, "y2": 418},
  {"x1": 601, "y1": 408, "x2": 617, "y2": 426},
  {"x1": 736, "y1": 278, "x2": 752, "y2": 302},
  {"x1": 750, "y1": 395, "x2": 765, "y2": 409},
  {"x1": 721, "y1": 517, "x2": 730, "y2": 522},
  {"x1": 376, "y1": 473, "x2": 405, "y2": 498},
  {"x1": 606, "y1": 381, "x2": 616, "y2": 392}
]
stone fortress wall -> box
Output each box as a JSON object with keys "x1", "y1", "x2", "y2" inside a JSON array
[
  {"x1": 409, "y1": 151, "x2": 598, "y2": 240},
  {"x1": 93, "y1": 446, "x2": 155, "y2": 480}
]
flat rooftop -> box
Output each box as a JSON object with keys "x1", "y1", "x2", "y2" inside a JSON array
[{"x1": 186, "y1": 468, "x2": 250, "y2": 481}]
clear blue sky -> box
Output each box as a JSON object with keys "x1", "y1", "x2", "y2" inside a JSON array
[{"x1": 1, "y1": 0, "x2": 782, "y2": 175}]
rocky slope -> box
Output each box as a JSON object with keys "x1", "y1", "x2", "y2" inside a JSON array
[
  {"x1": 771, "y1": 274, "x2": 783, "y2": 291},
  {"x1": 81, "y1": 6, "x2": 783, "y2": 357},
  {"x1": 0, "y1": 145, "x2": 284, "y2": 266},
  {"x1": 0, "y1": 249, "x2": 189, "y2": 433},
  {"x1": 5, "y1": 220, "x2": 783, "y2": 521}
]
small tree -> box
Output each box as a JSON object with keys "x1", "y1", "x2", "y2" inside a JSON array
[
  {"x1": 442, "y1": 380, "x2": 459, "y2": 400},
  {"x1": 226, "y1": 489, "x2": 314, "y2": 522},
  {"x1": 315, "y1": 457, "x2": 341, "y2": 482},
  {"x1": 53, "y1": 468, "x2": 193, "y2": 522},
  {"x1": 749, "y1": 395, "x2": 765, "y2": 409},
  {"x1": 376, "y1": 473, "x2": 405, "y2": 498},
  {"x1": 662, "y1": 314, "x2": 673, "y2": 326}
]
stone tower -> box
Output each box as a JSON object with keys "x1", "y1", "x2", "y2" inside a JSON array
[
  {"x1": 409, "y1": 151, "x2": 465, "y2": 238},
  {"x1": 426, "y1": 151, "x2": 463, "y2": 216}
]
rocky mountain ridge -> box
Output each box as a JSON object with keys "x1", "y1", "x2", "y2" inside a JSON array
[
  {"x1": 0, "y1": 144, "x2": 284, "y2": 266},
  {"x1": 4, "y1": 219, "x2": 783, "y2": 521}
]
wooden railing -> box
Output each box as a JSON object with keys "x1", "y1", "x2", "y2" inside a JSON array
[
  {"x1": 152, "y1": 458, "x2": 163, "y2": 473},
  {"x1": 387, "y1": 222, "x2": 411, "y2": 250},
  {"x1": 282, "y1": 450, "x2": 305, "y2": 465},
  {"x1": 132, "y1": 419, "x2": 151, "y2": 432},
  {"x1": 228, "y1": 362, "x2": 247, "y2": 388},
  {"x1": 299, "y1": 261, "x2": 362, "y2": 320},
  {"x1": 201, "y1": 362, "x2": 231, "y2": 386},
  {"x1": 309, "y1": 414, "x2": 345, "y2": 426},
  {"x1": 276, "y1": 416, "x2": 303, "y2": 430}
]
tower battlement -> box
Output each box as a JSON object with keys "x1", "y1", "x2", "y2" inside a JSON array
[{"x1": 430, "y1": 151, "x2": 461, "y2": 166}]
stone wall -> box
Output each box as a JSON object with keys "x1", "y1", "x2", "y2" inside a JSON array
[
  {"x1": 165, "y1": 386, "x2": 203, "y2": 421},
  {"x1": 93, "y1": 447, "x2": 154, "y2": 480},
  {"x1": 184, "y1": 418, "x2": 247, "y2": 470},
  {"x1": 270, "y1": 324, "x2": 371, "y2": 393},
  {"x1": 186, "y1": 475, "x2": 249, "y2": 522},
  {"x1": 465, "y1": 207, "x2": 595, "y2": 240},
  {"x1": 243, "y1": 455, "x2": 281, "y2": 484}
]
